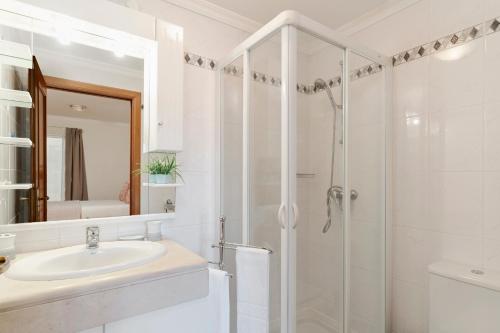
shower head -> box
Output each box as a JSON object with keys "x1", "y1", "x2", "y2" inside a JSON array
[{"x1": 314, "y1": 78, "x2": 340, "y2": 112}]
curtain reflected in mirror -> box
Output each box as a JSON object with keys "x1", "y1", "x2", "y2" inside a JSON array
[{"x1": 64, "y1": 128, "x2": 88, "y2": 201}]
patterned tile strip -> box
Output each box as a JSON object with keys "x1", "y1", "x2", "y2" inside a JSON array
[
  {"x1": 184, "y1": 52, "x2": 217, "y2": 70},
  {"x1": 183, "y1": 52, "x2": 382, "y2": 94},
  {"x1": 222, "y1": 62, "x2": 382, "y2": 94},
  {"x1": 392, "y1": 23, "x2": 483, "y2": 66},
  {"x1": 393, "y1": 15, "x2": 500, "y2": 66}
]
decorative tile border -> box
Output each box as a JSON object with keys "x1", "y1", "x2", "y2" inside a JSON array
[
  {"x1": 221, "y1": 62, "x2": 382, "y2": 94},
  {"x1": 184, "y1": 52, "x2": 217, "y2": 70},
  {"x1": 183, "y1": 52, "x2": 383, "y2": 94},
  {"x1": 393, "y1": 15, "x2": 500, "y2": 66}
]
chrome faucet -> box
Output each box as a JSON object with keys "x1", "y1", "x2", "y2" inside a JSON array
[{"x1": 86, "y1": 226, "x2": 99, "y2": 249}]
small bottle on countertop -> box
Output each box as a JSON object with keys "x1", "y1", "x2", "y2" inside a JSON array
[{"x1": 146, "y1": 220, "x2": 162, "y2": 241}]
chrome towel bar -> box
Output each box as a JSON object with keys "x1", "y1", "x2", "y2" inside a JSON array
[
  {"x1": 211, "y1": 242, "x2": 273, "y2": 254},
  {"x1": 210, "y1": 216, "x2": 273, "y2": 271}
]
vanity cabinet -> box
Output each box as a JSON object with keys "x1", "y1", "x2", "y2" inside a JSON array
[
  {"x1": 80, "y1": 292, "x2": 215, "y2": 333},
  {"x1": 145, "y1": 19, "x2": 184, "y2": 153}
]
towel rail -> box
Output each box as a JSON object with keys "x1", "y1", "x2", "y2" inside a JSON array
[
  {"x1": 210, "y1": 216, "x2": 273, "y2": 271},
  {"x1": 212, "y1": 242, "x2": 273, "y2": 254}
]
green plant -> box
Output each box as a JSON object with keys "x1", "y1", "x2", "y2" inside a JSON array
[
  {"x1": 133, "y1": 156, "x2": 184, "y2": 180},
  {"x1": 135, "y1": 156, "x2": 183, "y2": 181},
  {"x1": 148, "y1": 159, "x2": 163, "y2": 175},
  {"x1": 158, "y1": 155, "x2": 183, "y2": 181}
]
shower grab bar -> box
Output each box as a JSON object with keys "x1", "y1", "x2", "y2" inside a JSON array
[{"x1": 210, "y1": 216, "x2": 273, "y2": 272}]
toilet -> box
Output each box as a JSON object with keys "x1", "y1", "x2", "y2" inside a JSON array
[{"x1": 429, "y1": 261, "x2": 500, "y2": 333}]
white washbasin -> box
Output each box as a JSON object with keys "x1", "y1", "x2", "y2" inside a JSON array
[{"x1": 6, "y1": 241, "x2": 166, "y2": 281}]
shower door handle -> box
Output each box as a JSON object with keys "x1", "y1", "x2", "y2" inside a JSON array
[
  {"x1": 277, "y1": 203, "x2": 286, "y2": 229},
  {"x1": 292, "y1": 203, "x2": 299, "y2": 229}
]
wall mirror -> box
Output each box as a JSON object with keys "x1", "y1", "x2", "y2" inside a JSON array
[{"x1": 0, "y1": 3, "x2": 180, "y2": 224}]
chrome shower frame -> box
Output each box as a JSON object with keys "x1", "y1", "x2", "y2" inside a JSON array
[{"x1": 215, "y1": 10, "x2": 392, "y2": 333}]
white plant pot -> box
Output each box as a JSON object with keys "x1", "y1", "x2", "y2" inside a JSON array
[
  {"x1": 149, "y1": 174, "x2": 158, "y2": 184},
  {"x1": 156, "y1": 174, "x2": 173, "y2": 184}
]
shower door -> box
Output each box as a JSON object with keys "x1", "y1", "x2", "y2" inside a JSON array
[{"x1": 219, "y1": 29, "x2": 287, "y2": 333}]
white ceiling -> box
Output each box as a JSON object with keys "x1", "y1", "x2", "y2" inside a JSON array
[
  {"x1": 200, "y1": 0, "x2": 400, "y2": 30},
  {"x1": 47, "y1": 89, "x2": 131, "y2": 123}
]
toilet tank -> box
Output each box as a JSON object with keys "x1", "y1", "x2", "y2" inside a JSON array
[{"x1": 429, "y1": 261, "x2": 500, "y2": 333}]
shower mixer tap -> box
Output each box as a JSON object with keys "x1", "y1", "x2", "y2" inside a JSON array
[{"x1": 322, "y1": 186, "x2": 359, "y2": 234}]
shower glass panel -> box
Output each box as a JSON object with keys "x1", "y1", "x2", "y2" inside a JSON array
[
  {"x1": 247, "y1": 31, "x2": 283, "y2": 333},
  {"x1": 295, "y1": 29, "x2": 345, "y2": 333},
  {"x1": 347, "y1": 51, "x2": 387, "y2": 333}
]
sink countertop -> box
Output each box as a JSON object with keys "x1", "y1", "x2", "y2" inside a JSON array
[{"x1": 0, "y1": 239, "x2": 207, "y2": 313}]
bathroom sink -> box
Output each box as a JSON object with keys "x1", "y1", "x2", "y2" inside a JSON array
[{"x1": 6, "y1": 241, "x2": 166, "y2": 281}]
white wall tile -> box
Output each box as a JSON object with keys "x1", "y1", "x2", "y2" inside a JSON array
[
  {"x1": 483, "y1": 172, "x2": 500, "y2": 240},
  {"x1": 484, "y1": 237, "x2": 500, "y2": 270},
  {"x1": 484, "y1": 0, "x2": 500, "y2": 20},
  {"x1": 393, "y1": 225, "x2": 482, "y2": 287},
  {"x1": 429, "y1": 105, "x2": 483, "y2": 171},
  {"x1": 484, "y1": 33, "x2": 500, "y2": 104},
  {"x1": 393, "y1": 57, "x2": 430, "y2": 119},
  {"x1": 429, "y1": 39, "x2": 484, "y2": 113},
  {"x1": 430, "y1": 0, "x2": 484, "y2": 37},
  {"x1": 484, "y1": 103, "x2": 500, "y2": 170},
  {"x1": 428, "y1": 171, "x2": 482, "y2": 236},
  {"x1": 391, "y1": 279, "x2": 427, "y2": 333},
  {"x1": 351, "y1": 0, "x2": 431, "y2": 56}
]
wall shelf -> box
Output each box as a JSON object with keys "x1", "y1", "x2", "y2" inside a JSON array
[
  {"x1": 143, "y1": 182, "x2": 184, "y2": 188},
  {"x1": 0, "y1": 39, "x2": 32, "y2": 69},
  {"x1": 0, "y1": 183, "x2": 32, "y2": 190},
  {"x1": 0, "y1": 136, "x2": 32, "y2": 147},
  {"x1": 0, "y1": 88, "x2": 32, "y2": 109}
]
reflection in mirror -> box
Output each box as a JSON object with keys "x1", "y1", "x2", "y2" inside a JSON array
[
  {"x1": 45, "y1": 89, "x2": 133, "y2": 221},
  {"x1": 0, "y1": 24, "x2": 176, "y2": 224},
  {"x1": 32, "y1": 32, "x2": 144, "y2": 223}
]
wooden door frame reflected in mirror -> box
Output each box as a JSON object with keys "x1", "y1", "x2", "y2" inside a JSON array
[{"x1": 35, "y1": 76, "x2": 142, "y2": 219}]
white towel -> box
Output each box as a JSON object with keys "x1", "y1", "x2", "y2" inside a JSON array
[
  {"x1": 236, "y1": 247, "x2": 270, "y2": 333},
  {"x1": 209, "y1": 268, "x2": 230, "y2": 333}
]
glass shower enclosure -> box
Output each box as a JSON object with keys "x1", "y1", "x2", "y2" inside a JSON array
[{"x1": 217, "y1": 11, "x2": 391, "y2": 333}]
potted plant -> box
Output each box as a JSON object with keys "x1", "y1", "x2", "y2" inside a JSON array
[
  {"x1": 134, "y1": 156, "x2": 182, "y2": 184},
  {"x1": 156, "y1": 155, "x2": 182, "y2": 184}
]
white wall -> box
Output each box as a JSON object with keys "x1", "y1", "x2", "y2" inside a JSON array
[
  {"x1": 47, "y1": 115, "x2": 130, "y2": 201},
  {"x1": 348, "y1": 0, "x2": 500, "y2": 332}
]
